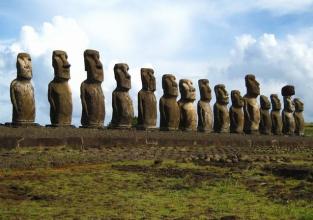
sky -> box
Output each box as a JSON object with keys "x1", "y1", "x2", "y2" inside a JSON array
[{"x1": 1, "y1": 0, "x2": 313, "y2": 125}]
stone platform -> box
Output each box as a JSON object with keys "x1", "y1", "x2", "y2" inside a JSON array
[{"x1": 0, "y1": 126, "x2": 312, "y2": 149}]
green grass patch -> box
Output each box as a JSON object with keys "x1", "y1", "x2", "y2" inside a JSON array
[{"x1": 0, "y1": 161, "x2": 312, "y2": 219}]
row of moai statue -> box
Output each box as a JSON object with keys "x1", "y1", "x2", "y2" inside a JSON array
[{"x1": 9, "y1": 50, "x2": 305, "y2": 136}]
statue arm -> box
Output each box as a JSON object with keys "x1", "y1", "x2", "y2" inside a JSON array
[
  {"x1": 111, "y1": 92, "x2": 118, "y2": 124},
  {"x1": 244, "y1": 99, "x2": 251, "y2": 122},
  {"x1": 10, "y1": 81, "x2": 18, "y2": 113},
  {"x1": 213, "y1": 104, "x2": 220, "y2": 129},
  {"x1": 229, "y1": 109, "x2": 236, "y2": 128},
  {"x1": 48, "y1": 83, "x2": 55, "y2": 112},
  {"x1": 197, "y1": 102, "x2": 204, "y2": 127},
  {"x1": 138, "y1": 93, "x2": 143, "y2": 122},
  {"x1": 159, "y1": 98, "x2": 166, "y2": 125},
  {"x1": 80, "y1": 83, "x2": 88, "y2": 117}
]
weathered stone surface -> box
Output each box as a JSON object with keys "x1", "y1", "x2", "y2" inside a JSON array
[
  {"x1": 294, "y1": 98, "x2": 304, "y2": 136},
  {"x1": 281, "y1": 85, "x2": 295, "y2": 135},
  {"x1": 137, "y1": 68, "x2": 157, "y2": 130},
  {"x1": 243, "y1": 74, "x2": 260, "y2": 134},
  {"x1": 178, "y1": 79, "x2": 197, "y2": 131},
  {"x1": 0, "y1": 126, "x2": 311, "y2": 151},
  {"x1": 80, "y1": 49, "x2": 105, "y2": 128},
  {"x1": 159, "y1": 74, "x2": 180, "y2": 131},
  {"x1": 259, "y1": 95, "x2": 272, "y2": 135},
  {"x1": 48, "y1": 50, "x2": 72, "y2": 127},
  {"x1": 10, "y1": 53, "x2": 36, "y2": 126},
  {"x1": 197, "y1": 79, "x2": 213, "y2": 133},
  {"x1": 229, "y1": 90, "x2": 244, "y2": 134},
  {"x1": 270, "y1": 94, "x2": 283, "y2": 135},
  {"x1": 281, "y1": 85, "x2": 295, "y2": 96},
  {"x1": 213, "y1": 84, "x2": 230, "y2": 133},
  {"x1": 110, "y1": 63, "x2": 134, "y2": 129}
]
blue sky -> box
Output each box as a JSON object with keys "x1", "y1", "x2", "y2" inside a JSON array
[{"x1": 1, "y1": 0, "x2": 313, "y2": 125}]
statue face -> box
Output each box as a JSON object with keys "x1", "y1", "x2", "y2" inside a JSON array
[
  {"x1": 141, "y1": 68, "x2": 155, "y2": 92},
  {"x1": 53, "y1": 50, "x2": 71, "y2": 80},
  {"x1": 260, "y1": 95, "x2": 271, "y2": 110},
  {"x1": 231, "y1": 90, "x2": 244, "y2": 108},
  {"x1": 270, "y1": 94, "x2": 281, "y2": 110},
  {"x1": 179, "y1": 79, "x2": 196, "y2": 101},
  {"x1": 284, "y1": 96, "x2": 295, "y2": 112},
  {"x1": 214, "y1": 84, "x2": 229, "y2": 105},
  {"x1": 294, "y1": 98, "x2": 304, "y2": 112},
  {"x1": 17, "y1": 53, "x2": 32, "y2": 80},
  {"x1": 114, "y1": 63, "x2": 131, "y2": 90},
  {"x1": 198, "y1": 79, "x2": 211, "y2": 101},
  {"x1": 84, "y1": 49, "x2": 103, "y2": 83},
  {"x1": 162, "y1": 74, "x2": 178, "y2": 97},
  {"x1": 245, "y1": 74, "x2": 260, "y2": 98}
]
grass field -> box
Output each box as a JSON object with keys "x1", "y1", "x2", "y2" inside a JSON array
[
  {"x1": 0, "y1": 126, "x2": 312, "y2": 219},
  {"x1": 0, "y1": 157, "x2": 312, "y2": 219}
]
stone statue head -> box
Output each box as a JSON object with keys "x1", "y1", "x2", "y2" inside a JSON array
[
  {"x1": 141, "y1": 68, "x2": 155, "y2": 92},
  {"x1": 198, "y1": 79, "x2": 211, "y2": 102},
  {"x1": 281, "y1": 85, "x2": 295, "y2": 97},
  {"x1": 114, "y1": 63, "x2": 131, "y2": 91},
  {"x1": 260, "y1": 95, "x2": 271, "y2": 110},
  {"x1": 16, "y1": 53, "x2": 32, "y2": 80},
  {"x1": 52, "y1": 50, "x2": 71, "y2": 80},
  {"x1": 294, "y1": 98, "x2": 304, "y2": 112},
  {"x1": 270, "y1": 94, "x2": 281, "y2": 111},
  {"x1": 245, "y1": 74, "x2": 260, "y2": 98},
  {"x1": 162, "y1": 74, "x2": 178, "y2": 97},
  {"x1": 231, "y1": 90, "x2": 244, "y2": 108},
  {"x1": 179, "y1": 79, "x2": 196, "y2": 101},
  {"x1": 214, "y1": 84, "x2": 229, "y2": 105},
  {"x1": 84, "y1": 49, "x2": 103, "y2": 83}
]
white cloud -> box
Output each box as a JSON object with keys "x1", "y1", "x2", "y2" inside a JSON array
[
  {"x1": 0, "y1": 16, "x2": 90, "y2": 125},
  {"x1": 223, "y1": 32, "x2": 313, "y2": 121},
  {"x1": 0, "y1": 12, "x2": 206, "y2": 126},
  {"x1": 1, "y1": 0, "x2": 313, "y2": 126}
]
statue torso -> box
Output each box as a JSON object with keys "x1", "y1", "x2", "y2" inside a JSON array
[
  {"x1": 197, "y1": 100, "x2": 213, "y2": 132},
  {"x1": 178, "y1": 100, "x2": 197, "y2": 131},
  {"x1": 49, "y1": 81, "x2": 72, "y2": 125},
  {"x1": 11, "y1": 79, "x2": 35, "y2": 123},
  {"x1": 214, "y1": 103, "x2": 230, "y2": 133},
  {"x1": 138, "y1": 90, "x2": 157, "y2": 128},
  {"x1": 159, "y1": 96, "x2": 180, "y2": 130},
  {"x1": 244, "y1": 96, "x2": 260, "y2": 133},
  {"x1": 112, "y1": 90, "x2": 134, "y2": 126},
  {"x1": 81, "y1": 81, "x2": 105, "y2": 125}
]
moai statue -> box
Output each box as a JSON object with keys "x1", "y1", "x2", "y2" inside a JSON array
[
  {"x1": 159, "y1": 74, "x2": 180, "y2": 131},
  {"x1": 281, "y1": 85, "x2": 295, "y2": 135},
  {"x1": 48, "y1": 50, "x2": 72, "y2": 127},
  {"x1": 294, "y1": 98, "x2": 304, "y2": 136},
  {"x1": 10, "y1": 53, "x2": 36, "y2": 126},
  {"x1": 178, "y1": 79, "x2": 197, "y2": 131},
  {"x1": 110, "y1": 63, "x2": 134, "y2": 129},
  {"x1": 243, "y1": 74, "x2": 260, "y2": 134},
  {"x1": 270, "y1": 94, "x2": 283, "y2": 135},
  {"x1": 80, "y1": 49, "x2": 105, "y2": 128},
  {"x1": 137, "y1": 68, "x2": 157, "y2": 130},
  {"x1": 259, "y1": 95, "x2": 272, "y2": 135},
  {"x1": 229, "y1": 90, "x2": 244, "y2": 134},
  {"x1": 197, "y1": 79, "x2": 213, "y2": 133},
  {"x1": 213, "y1": 84, "x2": 230, "y2": 133}
]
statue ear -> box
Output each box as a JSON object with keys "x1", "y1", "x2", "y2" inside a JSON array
[{"x1": 182, "y1": 82, "x2": 189, "y2": 90}]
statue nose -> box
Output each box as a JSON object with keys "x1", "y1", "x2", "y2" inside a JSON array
[
  {"x1": 63, "y1": 63, "x2": 71, "y2": 68},
  {"x1": 96, "y1": 63, "x2": 103, "y2": 68}
]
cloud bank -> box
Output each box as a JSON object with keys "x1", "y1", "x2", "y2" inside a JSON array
[{"x1": 0, "y1": 0, "x2": 313, "y2": 125}]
